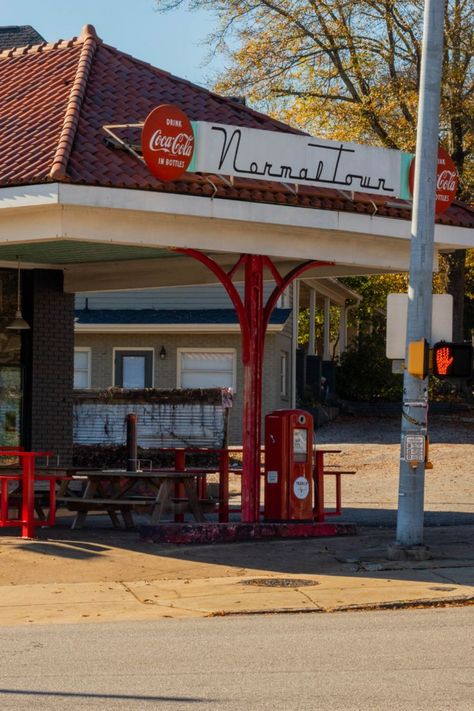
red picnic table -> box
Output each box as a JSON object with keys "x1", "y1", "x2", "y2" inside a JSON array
[
  {"x1": 0, "y1": 450, "x2": 72, "y2": 538},
  {"x1": 313, "y1": 447, "x2": 356, "y2": 522}
]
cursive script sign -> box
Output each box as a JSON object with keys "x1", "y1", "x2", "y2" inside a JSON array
[{"x1": 192, "y1": 121, "x2": 406, "y2": 197}]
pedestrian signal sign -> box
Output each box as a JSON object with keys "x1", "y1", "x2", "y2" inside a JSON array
[{"x1": 432, "y1": 342, "x2": 473, "y2": 378}]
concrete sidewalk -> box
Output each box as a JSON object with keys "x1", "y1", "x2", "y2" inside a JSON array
[{"x1": 1, "y1": 523, "x2": 473, "y2": 626}]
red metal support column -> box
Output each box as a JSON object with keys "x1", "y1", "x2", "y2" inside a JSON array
[
  {"x1": 242, "y1": 255, "x2": 264, "y2": 522},
  {"x1": 173, "y1": 248, "x2": 333, "y2": 523},
  {"x1": 21, "y1": 453, "x2": 36, "y2": 538}
]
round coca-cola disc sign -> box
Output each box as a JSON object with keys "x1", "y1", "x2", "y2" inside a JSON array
[
  {"x1": 408, "y1": 146, "x2": 458, "y2": 215},
  {"x1": 141, "y1": 104, "x2": 194, "y2": 182}
]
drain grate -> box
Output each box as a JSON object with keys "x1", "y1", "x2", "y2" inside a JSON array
[{"x1": 241, "y1": 577, "x2": 319, "y2": 588}]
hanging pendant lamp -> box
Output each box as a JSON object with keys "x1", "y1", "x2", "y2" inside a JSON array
[{"x1": 6, "y1": 258, "x2": 30, "y2": 331}]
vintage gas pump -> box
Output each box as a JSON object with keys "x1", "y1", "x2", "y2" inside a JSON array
[{"x1": 264, "y1": 409, "x2": 313, "y2": 521}]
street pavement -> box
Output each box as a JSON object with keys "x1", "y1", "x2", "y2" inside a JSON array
[{"x1": 1, "y1": 608, "x2": 473, "y2": 710}]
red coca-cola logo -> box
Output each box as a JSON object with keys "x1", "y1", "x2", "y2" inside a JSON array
[
  {"x1": 141, "y1": 104, "x2": 194, "y2": 182},
  {"x1": 408, "y1": 146, "x2": 458, "y2": 215}
]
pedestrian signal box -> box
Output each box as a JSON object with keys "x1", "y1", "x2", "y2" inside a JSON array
[
  {"x1": 407, "y1": 338, "x2": 430, "y2": 379},
  {"x1": 432, "y1": 342, "x2": 473, "y2": 378}
]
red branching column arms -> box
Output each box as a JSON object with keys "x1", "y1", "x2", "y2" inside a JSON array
[{"x1": 174, "y1": 248, "x2": 333, "y2": 522}]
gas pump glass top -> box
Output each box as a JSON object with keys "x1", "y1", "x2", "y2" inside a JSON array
[{"x1": 293, "y1": 428, "x2": 308, "y2": 462}]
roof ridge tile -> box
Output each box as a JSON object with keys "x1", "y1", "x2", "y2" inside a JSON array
[
  {"x1": 0, "y1": 31, "x2": 92, "y2": 61},
  {"x1": 49, "y1": 25, "x2": 99, "y2": 181}
]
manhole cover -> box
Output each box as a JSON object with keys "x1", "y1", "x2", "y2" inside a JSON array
[{"x1": 241, "y1": 578, "x2": 319, "y2": 588}]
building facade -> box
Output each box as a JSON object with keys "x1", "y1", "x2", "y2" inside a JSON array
[{"x1": 74, "y1": 283, "x2": 293, "y2": 443}]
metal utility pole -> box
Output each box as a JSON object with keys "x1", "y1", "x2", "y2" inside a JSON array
[{"x1": 395, "y1": 0, "x2": 446, "y2": 549}]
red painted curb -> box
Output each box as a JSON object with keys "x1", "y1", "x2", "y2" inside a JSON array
[{"x1": 139, "y1": 521, "x2": 357, "y2": 545}]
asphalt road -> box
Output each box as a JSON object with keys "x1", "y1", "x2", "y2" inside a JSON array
[{"x1": 0, "y1": 608, "x2": 473, "y2": 710}]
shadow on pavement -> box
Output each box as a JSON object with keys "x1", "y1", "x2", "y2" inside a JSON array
[
  {"x1": 338, "y1": 507, "x2": 474, "y2": 527},
  {"x1": 2, "y1": 507, "x2": 473, "y2": 588},
  {"x1": 0, "y1": 688, "x2": 209, "y2": 704}
]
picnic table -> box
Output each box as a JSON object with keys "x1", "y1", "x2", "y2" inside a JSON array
[
  {"x1": 313, "y1": 447, "x2": 355, "y2": 522},
  {"x1": 57, "y1": 468, "x2": 213, "y2": 529},
  {"x1": 0, "y1": 452, "x2": 75, "y2": 537}
]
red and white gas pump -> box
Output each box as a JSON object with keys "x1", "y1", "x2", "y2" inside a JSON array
[{"x1": 264, "y1": 409, "x2": 313, "y2": 521}]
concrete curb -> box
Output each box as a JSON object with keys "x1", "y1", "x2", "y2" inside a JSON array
[{"x1": 208, "y1": 595, "x2": 474, "y2": 617}]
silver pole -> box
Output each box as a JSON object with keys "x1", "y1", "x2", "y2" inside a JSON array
[{"x1": 395, "y1": 0, "x2": 446, "y2": 548}]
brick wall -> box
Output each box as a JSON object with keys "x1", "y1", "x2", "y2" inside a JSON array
[{"x1": 23, "y1": 270, "x2": 74, "y2": 463}]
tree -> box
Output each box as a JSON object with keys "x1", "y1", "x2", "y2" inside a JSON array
[
  {"x1": 341, "y1": 270, "x2": 446, "y2": 328},
  {"x1": 298, "y1": 303, "x2": 340, "y2": 356},
  {"x1": 156, "y1": 0, "x2": 474, "y2": 337}
]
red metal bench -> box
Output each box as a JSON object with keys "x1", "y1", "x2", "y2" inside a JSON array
[{"x1": 0, "y1": 450, "x2": 69, "y2": 538}]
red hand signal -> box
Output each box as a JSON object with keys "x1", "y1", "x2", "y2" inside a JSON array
[{"x1": 435, "y1": 346, "x2": 454, "y2": 375}]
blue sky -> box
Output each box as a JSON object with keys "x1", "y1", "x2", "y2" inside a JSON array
[{"x1": 1, "y1": 0, "x2": 224, "y2": 86}]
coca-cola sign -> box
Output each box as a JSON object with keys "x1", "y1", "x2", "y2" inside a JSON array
[
  {"x1": 409, "y1": 146, "x2": 458, "y2": 215},
  {"x1": 141, "y1": 104, "x2": 194, "y2": 181}
]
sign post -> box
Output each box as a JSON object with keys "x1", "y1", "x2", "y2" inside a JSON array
[{"x1": 394, "y1": 0, "x2": 447, "y2": 552}]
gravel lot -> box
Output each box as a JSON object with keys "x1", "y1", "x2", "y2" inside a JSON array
[{"x1": 313, "y1": 412, "x2": 474, "y2": 525}]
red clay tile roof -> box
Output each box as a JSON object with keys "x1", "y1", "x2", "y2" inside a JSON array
[{"x1": 0, "y1": 24, "x2": 472, "y2": 229}]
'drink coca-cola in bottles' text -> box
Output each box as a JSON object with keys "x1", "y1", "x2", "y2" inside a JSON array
[{"x1": 142, "y1": 104, "x2": 195, "y2": 181}]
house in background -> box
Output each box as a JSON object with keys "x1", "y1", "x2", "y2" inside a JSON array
[
  {"x1": 73, "y1": 277, "x2": 361, "y2": 442},
  {"x1": 296, "y1": 278, "x2": 362, "y2": 403},
  {"x1": 74, "y1": 282, "x2": 292, "y2": 444},
  {"x1": 0, "y1": 25, "x2": 44, "y2": 50},
  {"x1": 298, "y1": 278, "x2": 361, "y2": 359}
]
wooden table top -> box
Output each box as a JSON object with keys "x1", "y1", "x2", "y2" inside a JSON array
[
  {"x1": 0, "y1": 467, "x2": 77, "y2": 477},
  {"x1": 74, "y1": 469, "x2": 209, "y2": 479}
]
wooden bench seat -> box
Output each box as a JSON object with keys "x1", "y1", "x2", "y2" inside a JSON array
[
  {"x1": 323, "y1": 470, "x2": 356, "y2": 476},
  {"x1": 56, "y1": 495, "x2": 154, "y2": 508},
  {"x1": 56, "y1": 496, "x2": 217, "y2": 514},
  {"x1": 7, "y1": 490, "x2": 53, "y2": 521}
]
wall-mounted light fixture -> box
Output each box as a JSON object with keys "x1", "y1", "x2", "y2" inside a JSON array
[
  {"x1": 6, "y1": 258, "x2": 30, "y2": 331},
  {"x1": 159, "y1": 345, "x2": 167, "y2": 360}
]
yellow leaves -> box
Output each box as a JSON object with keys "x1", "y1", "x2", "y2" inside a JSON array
[{"x1": 206, "y1": 1, "x2": 471, "y2": 181}]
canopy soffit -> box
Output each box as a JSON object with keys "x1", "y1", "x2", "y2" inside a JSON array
[
  {"x1": 0, "y1": 181, "x2": 473, "y2": 292},
  {"x1": 299, "y1": 278, "x2": 362, "y2": 307}
]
